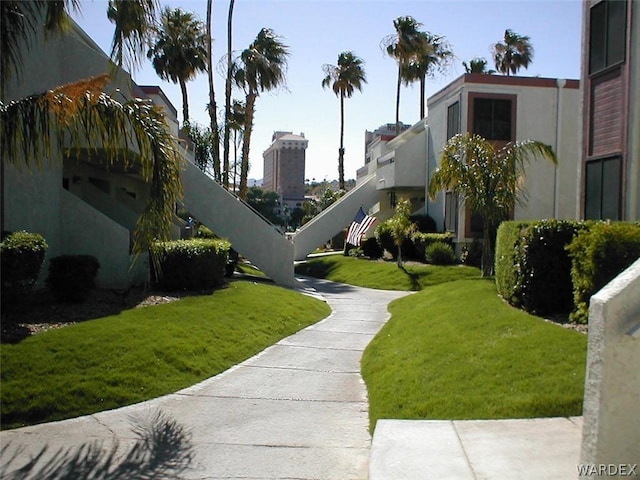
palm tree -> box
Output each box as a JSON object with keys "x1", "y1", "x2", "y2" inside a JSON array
[
  {"x1": 381, "y1": 16, "x2": 426, "y2": 134},
  {"x1": 222, "y1": 0, "x2": 236, "y2": 190},
  {"x1": 147, "y1": 7, "x2": 207, "y2": 125},
  {"x1": 321, "y1": 51, "x2": 367, "y2": 190},
  {"x1": 1, "y1": 1, "x2": 181, "y2": 253},
  {"x1": 388, "y1": 198, "x2": 416, "y2": 268},
  {"x1": 401, "y1": 31, "x2": 453, "y2": 119},
  {"x1": 233, "y1": 27, "x2": 289, "y2": 200},
  {"x1": 492, "y1": 29, "x2": 534, "y2": 76},
  {"x1": 427, "y1": 133, "x2": 556, "y2": 277},
  {"x1": 228, "y1": 99, "x2": 245, "y2": 191},
  {"x1": 462, "y1": 57, "x2": 496, "y2": 74},
  {"x1": 205, "y1": 0, "x2": 220, "y2": 183}
]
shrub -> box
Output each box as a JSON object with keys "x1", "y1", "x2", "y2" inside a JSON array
[
  {"x1": 567, "y1": 222, "x2": 640, "y2": 324},
  {"x1": 46, "y1": 255, "x2": 100, "y2": 302},
  {"x1": 360, "y1": 237, "x2": 383, "y2": 259},
  {"x1": 150, "y1": 238, "x2": 230, "y2": 291},
  {"x1": 412, "y1": 232, "x2": 453, "y2": 261},
  {"x1": 410, "y1": 214, "x2": 437, "y2": 233},
  {"x1": 1, "y1": 231, "x2": 48, "y2": 309},
  {"x1": 196, "y1": 225, "x2": 216, "y2": 239},
  {"x1": 425, "y1": 242, "x2": 457, "y2": 265},
  {"x1": 496, "y1": 220, "x2": 583, "y2": 316},
  {"x1": 460, "y1": 239, "x2": 482, "y2": 268},
  {"x1": 348, "y1": 247, "x2": 364, "y2": 258}
]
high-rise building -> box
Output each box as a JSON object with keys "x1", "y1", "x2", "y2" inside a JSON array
[{"x1": 262, "y1": 131, "x2": 308, "y2": 206}]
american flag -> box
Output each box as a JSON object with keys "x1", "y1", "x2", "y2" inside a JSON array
[{"x1": 346, "y1": 207, "x2": 377, "y2": 246}]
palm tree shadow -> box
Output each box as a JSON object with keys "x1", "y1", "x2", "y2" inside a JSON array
[
  {"x1": 0, "y1": 411, "x2": 193, "y2": 480},
  {"x1": 399, "y1": 265, "x2": 421, "y2": 291}
]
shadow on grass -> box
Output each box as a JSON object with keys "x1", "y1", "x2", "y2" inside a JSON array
[
  {"x1": 399, "y1": 265, "x2": 421, "y2": 291},
  {"x1": 0, "y1": 411, "x2": 193, "y2": 480},
  {"x1": 294, "y1": 258, "x2": 341, "y2": 279}
]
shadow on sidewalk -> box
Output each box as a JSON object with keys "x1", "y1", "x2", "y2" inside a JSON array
[{"x1": 0, "y1": 411, "x2": 193, "y2": 480}]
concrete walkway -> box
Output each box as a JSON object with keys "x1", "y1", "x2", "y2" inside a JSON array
[{"x1": 0, "y1": 276, "x2": 409, "y2": 480}]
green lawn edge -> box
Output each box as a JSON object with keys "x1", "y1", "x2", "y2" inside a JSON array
[
  {"x1": 0, "y1": 281, "x2": 330, "y2": 429},
  {"x1": 362, "y1": 279, "x2": 587, "y2": 432}
]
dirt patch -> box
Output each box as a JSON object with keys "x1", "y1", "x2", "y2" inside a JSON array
[{"x1": 1, "y1": 287, "x2": 191, "y2": 343}]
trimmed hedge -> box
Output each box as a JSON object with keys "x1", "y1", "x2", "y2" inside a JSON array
[
  {"x1": 150, "y1": 238, "x2": 230, "y2": 291},
  {"x1": 496, "y1": 220, "x2": 584, "y2": 315},
  {"x1": 374, "y1": 214, "x2": 438, "y2": 260},
  {"x1": 46, "y1": 255, "x2": 100, "y2": 302},
  {"x1": 1, "y1": 231, "x2": 48, "y2": 309},
  {"x1": 412, "y1": 232, "x2": 453, "y2": 261},
  {"x1": 567, "y1": 222, "x2": 640, "y2": 324}
]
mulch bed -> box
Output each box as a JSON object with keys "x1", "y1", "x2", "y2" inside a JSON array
[{"x1": 1, "y1": 287, "x2": 185, "y2": 344}]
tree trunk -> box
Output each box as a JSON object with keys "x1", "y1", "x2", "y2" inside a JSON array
[
  {"x1": 239, "y1": 92, "x2": 256, "y2": 200},
  {"x1": 396, "y1": 243, "x2": 403, "y2": 268},
  {"x1": 179, "y1": 79, "x2": 189, "y2": 124},
  {"x1": 222, "y1": 0, "x2": 235, "y2": 189},
  {"x1": 419, "y1": 76, "x2": 426, "y2": 119},
  {"x1": 395, "y1": 63, "x2": 402, "y2": 135},
  {"x1": 338, "y1": 93, "x2": 345, "y2": 190},
  {"x1": 206, "y1": 0, "x2": 220, "y2": 180},
  {"x1": 481, "y1": 222, "x2": 496, "y2": 277}
]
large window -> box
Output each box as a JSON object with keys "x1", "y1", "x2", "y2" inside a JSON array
[
  {"x1": 589, "y1": 0, "x2": 627, "y2": 74},
  {"x1": 447, "y1": 101, "x2": 460, "y2": 140},
  {"x1": 585, "y1": 156, "x2": 621, "y2": 220},
  {"x1": 472, "y1": 98, "x2": 512, "y2": 141}
]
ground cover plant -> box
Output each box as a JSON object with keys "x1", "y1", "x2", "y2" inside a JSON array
[
  {"x1": 0, "y1": 281, "x2": 330, "y2": 429},
  {"x1": 362, "y1": 279, "x2": 587, "y2": 432},
  {"x1": 295, "y1": 255, "x2": 479, "y2": 290}
]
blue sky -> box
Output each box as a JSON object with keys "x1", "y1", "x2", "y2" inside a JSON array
[{"x1": 72, "y1": 0, "x2": 583, "y2": 183}]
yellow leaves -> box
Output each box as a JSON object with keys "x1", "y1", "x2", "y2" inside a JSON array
[{"x1": 44, "y1": 75, "x2": 110, "y2": 125}]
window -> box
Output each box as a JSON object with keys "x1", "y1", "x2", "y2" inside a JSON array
[
  {"x1": 589, "y1": 0, "x2": 626, "y2": 74},
  {"x1": 585, "y1": 156, "x2": 621, "y2": 220},
  {"x1": 447, "y1": 101, "x2": 460, "y2": 140},
  {"x1": 444, "y1": 191, "x2": 458, "y2": 232},
  {"x1": 473, "y1": 98, "x2": 512, "y2": 141}
]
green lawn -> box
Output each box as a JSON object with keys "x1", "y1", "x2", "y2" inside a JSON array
[
  {"x1": 362, "y1": 279, "x2": 587, "y2": 432},
  {"x1": 295, "y1": 255, "x2": 480, "y2": 290},
  {"x1": 0, "y1": 281, "x2": 330, "y2": 429}
]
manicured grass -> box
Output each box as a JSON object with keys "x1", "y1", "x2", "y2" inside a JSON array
[
  {"x1": 295, "y1": 255, "x2": 480, "y2": 290},
  {"x1": 362, "y1": 279, "x2": 587, "y2": 432},
  {"x1": 0, "y1": 281, "x2": 330, "y2": 429}
]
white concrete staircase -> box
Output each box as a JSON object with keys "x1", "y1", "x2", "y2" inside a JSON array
[
  {"x1": 292, "y1": 174, "x2": 380, "y2": 261},
  {"x1": 180, "y1": 161, "x2": 296, "y2": 288}
]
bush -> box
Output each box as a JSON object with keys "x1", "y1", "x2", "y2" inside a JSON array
[
  {"x1": 567, "y1": 222, "x2": 640, "y2": 324},
  {"x1": 496, "y1": 220, "x2": 583, "y2": 316},
  {"x1": 412, "y1": 232, "x2": 453, "y2": 261},
  {"x1": 460, "y1": 239, "x2": 482, "y2": 268},
  {"x1": 361, "y1": 237, "x2": 383, "y2": 259},
  {"x1": 410, "y1": 214, "x2": 437, "y2": 233},
  {"x1": 196, "y1": 225, "x2": 216, "y2": 239},
  {"x1": 150, "y1": 238, "x2": 230, "y2": 291},
  {"x1": 425, "y1": 242, "x2": 457, "y2": 265},
  {"x1": 46, "y1": 255, "x2": 100, "y2": 302},
  {"x1": 1, "y1": 231, "x2": 48, "y2": 309}
]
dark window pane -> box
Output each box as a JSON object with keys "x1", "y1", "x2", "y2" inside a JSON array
[
  {"x1": 590, "y1": 2, "x2": 606, "y2": 73},
  {"x1": 607, "y1": 0, "x2": 626, "y2": 66},
  {"x1": 473, "y1": 98, "x2": 493, "y2": 138},
  {"x1": 447, "y1": 102, "x2": 460, "y2": 140},
  {"x1": 492, "y1": 99, "x2": 512, "y2": 140},
  {"x1": 445, "y1": 191, "x2": 458, "y2": 232},
  {"x1": 601, "y1": 157, "x2": 621, "y2": 219},
  {"x1": 585, "y1": 161, "x2": 602, "y2": 219}
]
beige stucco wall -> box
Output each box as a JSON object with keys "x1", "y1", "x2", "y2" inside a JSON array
[{"x1": 580, "y1": 258, "x2": 640, "y2": 470}]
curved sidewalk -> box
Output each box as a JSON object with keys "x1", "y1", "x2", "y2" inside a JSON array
[{"x1": 0, "y1": 276, "x2": 410, "y2": 480}]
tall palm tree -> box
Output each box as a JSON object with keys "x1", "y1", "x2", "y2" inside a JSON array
[
  {"x1": 233, "y1": 27, "x2": 289, "y2": 200},
  {"x1": 205, "y1": 0, "x2": 220, "y2": 183},
  {"x1": 107, "y1": 0, "x2": 159, "y2": 71},
  {"x1": 401, "y1": 31, "x2": 452, "y2": 119},
  {"x1": 492, "y1": 29, "x2": 534, "y2": 76},
  {"x1": 222, "y1": 0, "x2": 236, "y2": 190},
  {"x1": 428, "y1": 133, "x2": 556, "y2": 277},
  {"x1": 321, "y1": 51, "x2": 367, "y2": 190},
  {"x1": 381, "y1": 16, "x2": 426, "y2": 134},
  {"x1": 228, "y1": 99, "x2": 245, "y2": 191},
  {"x1": 1, "y1": 1, "x2": 181, "y2": 252},
  {"x1": 463, "y1": 57, "x2": 496, "y2": 74},
  {"x1": 147, "y1": 7, "x2": 207, "y2": 125}
]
